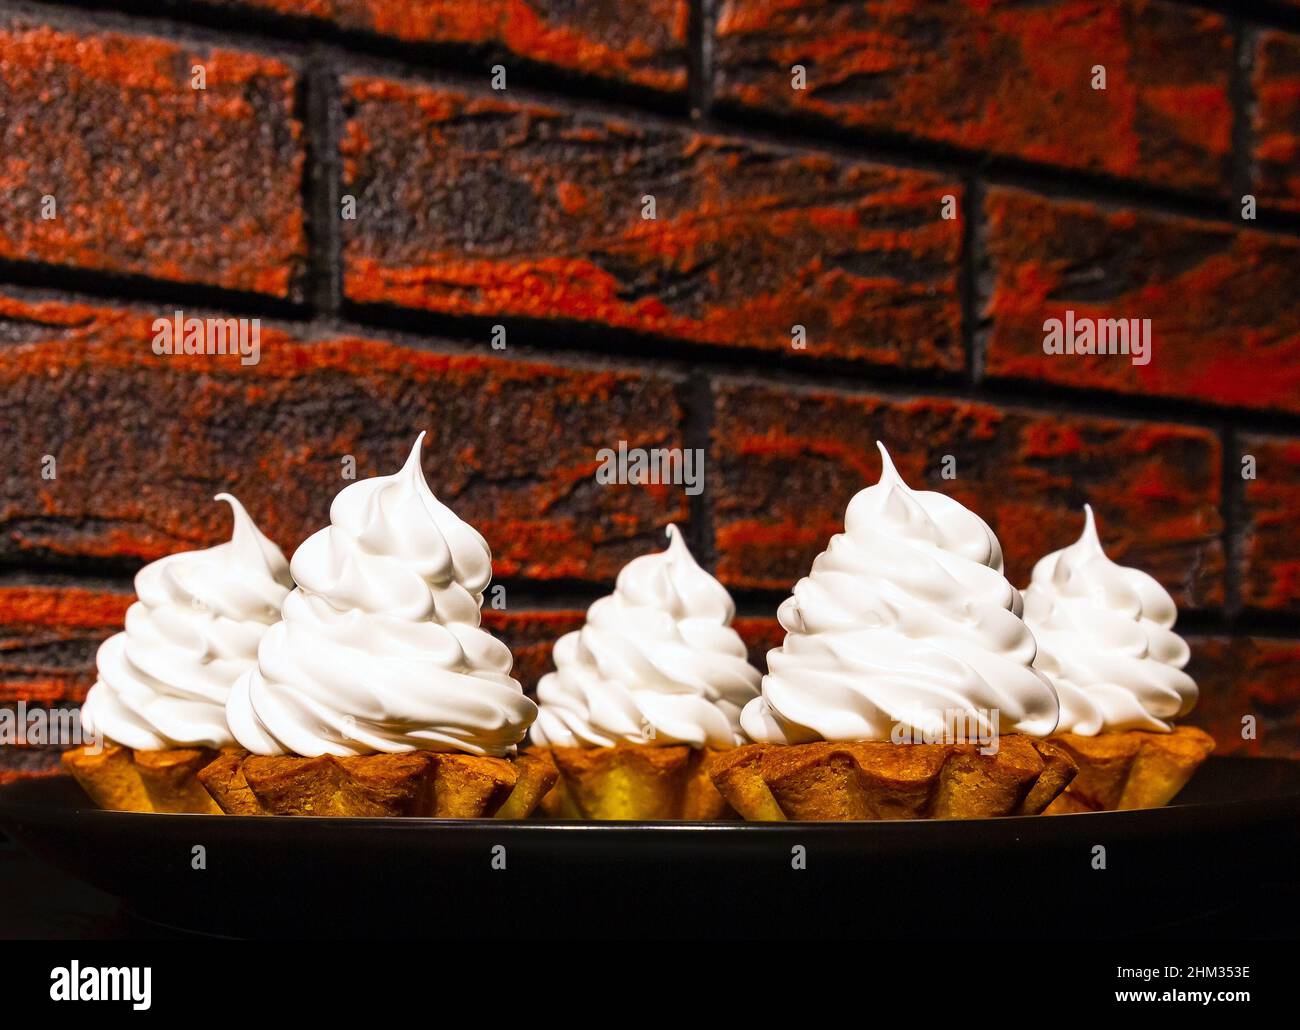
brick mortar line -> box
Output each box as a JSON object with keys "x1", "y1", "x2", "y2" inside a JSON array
[
  {"x1": 0, "y1": 568, "x2": 138, "y2": 592},
  {"x1": 961, "y1": 175, "x2": 986, "y2": 384},
  {"x1": 9, "y1": 0, "x2": 1300, "y2": 233},
  {"x1": 3, "y1": 273, "x2": 1300, "y2": 439},
  {"x1": 683, "y1": 374, "x2": 717, "y2": 573},
  {"x1": 0, "y1": 259, "x2": 310, "y2": 320},
  {"x1": 1231, "y1": 19, "x2": 1259, "y2": 205},
  {"x1": 302, "y1": 43, "x2": 343, "y2": 318},
  {"x1": 1222, "y1": 426, "x2": 1244, "y2": 620},
  {"x1": 288, "y1": 298, "x2": 1300, "y2": 441},
  {"x1": 1177, "y1": 0, "x2": 1300, "y2": 33},
  {"x1": 687, "y1": 0, "x2": 713, "y2": 119}
]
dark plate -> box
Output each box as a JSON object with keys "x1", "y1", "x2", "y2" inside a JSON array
[{"x1": 2, "y1": 757, "x2": 1298, "y2": 938}]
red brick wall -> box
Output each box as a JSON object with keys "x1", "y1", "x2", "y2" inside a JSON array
[{"x1": 2, "y1": 1, "x2": 1297, "y2": 780}]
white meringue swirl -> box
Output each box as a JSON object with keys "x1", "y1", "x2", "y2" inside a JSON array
[
  {"x1": 740, "y1": 443, "x2": 1060, "y2": 744},
  {"x1": 530, "y1": 525, "x2": 761, "y2": 749},
  {"x1": 1022, "y1": 505, "x2": 1198, "y2": 735},
  {"x1": 81, "y1": 495, "x2": 292, "y2": 750},
  {"x1": 227, "y1": 434, "x2": 536, "y2": 758}
]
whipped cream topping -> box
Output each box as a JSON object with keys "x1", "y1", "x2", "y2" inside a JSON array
[
  {"x1": 227, "y1": 434, "x2": 535, "y2": 758},
  {"x1": 81, "y1": 495, "x2": 292, "y2": 751},
  {"x1": 740, "y1": 444, "x2": 1060, "y2": 744},
  {"x1": 530, "y1": 526, "x2": 761, "y2": 749},
  {"x1": 1022, "y1": 505, "x2": 1197, "y2": 735}
]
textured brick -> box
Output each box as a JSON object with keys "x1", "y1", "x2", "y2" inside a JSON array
[
  {"x1": 340, "y1": 77, "x2": 964, "y2": 369},
  {"x1": 0, "y1": 293, "x2": 686, "y2": 579},
  {"x1": 713, "y1": 0, "x2": 1232, "y2": 195},
  {"x1": 1239, "y1": 435, "x2": 1300, "y2": 613},
  {"x1": 1253, "y1": 30, "x2": 1300, "y2": 212},
  {"x1": 483, "y1": 609, "x2": 582, "y2": 694},
  {"x1": 0, "y1": 22, "x2": 306, "y2": 297},
  {"x1": 1186, "y1": 637, "x2": 1300, "y2": 759},
  {"x1": 0, "y1": 740, "x2": 64, "y2": 785},
  {"x1": 0, "y1": 584, "x2": 127, "y2": 782},
  {"x1": 712, "y1": 381, "x2": 1223, "y2": 608},
  {"x1": 0, "y1": 586, "x2": 128, "y2": 704},
  {"x1": 217, "y1": 0, "x2": 688, "y2": 93},
  {"x1": 982, "y1": 188, "x2": 1300, "y2": 414}
]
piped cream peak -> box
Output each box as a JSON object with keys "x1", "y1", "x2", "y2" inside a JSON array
[
  {"x1": 213, "y1": 491, "x2": 248, "y2": 519},
  {"x1": 876, "y1": 440, "x2": 905, "y2": 486},
  {"x1": 214, "y1": 493, "x2": 267, "y2": 566},
  {"x1": 226, "y1": 430, "x2": 532, "y2": 758},
  {"x1": 1078, "y1": 503, "x2": 1102, "y2": 550},
  {"x1": 1052, "y1": 506, "x2": 1106, "y2": 590},
  {"x1": 402, "y1": 431, "x2": 428, "y2": 475},
  {"x1": 391, "y1": 431, "x2": 458, "y2": 531},
  {"x1": 863, "y1": 441, "x2": 943, "y2": 543}
]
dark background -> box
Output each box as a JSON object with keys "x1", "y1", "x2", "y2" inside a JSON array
[{"x1": 1, "y1": 0, "x2": 1298, "y2": 788}]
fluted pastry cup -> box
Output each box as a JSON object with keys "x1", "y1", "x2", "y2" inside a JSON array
[
  {"x1": 531, "y1": 744, "x2": 734, "y2": 820},
  {"x1": 528, "y1": 526, "x2": 763, "y2": 821},
  {"x1": 1043, "y1": 726, "x2": 1214, "y2": 813},
  {"x1": 710, "y1": 735, "x2": 1077, "y2": 821},
  {"x1": 198, "y1": 748, "x2": 555, "y2": 818},
  {"x1": 62, "y1": 744, "x2": 222, "y2": 814}
]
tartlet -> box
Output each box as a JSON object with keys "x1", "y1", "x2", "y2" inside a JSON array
[
  {"x1": 217, "y1": 434, "x2": 551, "y2": 818},
  {"x1": 711, "y1": 735, "x2": 1076, "y2": 821},
  {"x1": 536, "y1": 743, "x2": 731, "y2": 820},
  {"x1": 528, "y1": 526, "x2": 762, "y2": 820},
  {"x1": 1023, "y1": 506, "x2": 1214, "y2": 813},
  {"x1": 718, "y1": 444, "x2": 1074, "y2": 821},
  {"x1": 65, "y1": 494, "x2": 291, "y2": 813},
  {"x1": 1044, "y1": 727, "x2": 1214, "y2": 813}
]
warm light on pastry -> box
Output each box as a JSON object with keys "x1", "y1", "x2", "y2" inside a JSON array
[
  {"x1": 64, "y1": 494, "x2": 292, "y2": 813},
  {"x1": 716, "y1": 443, "x2": 1075, "y2": 821},
  {"x1": 529, "y1": 525, "x2": 762, "y2": 819},
  {"x1": 208, "y1": 433, "x2": 551, "y2": 818},
  {"x1": 1022, "y1": 505, "x2": 1213, "y2": 812}
]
